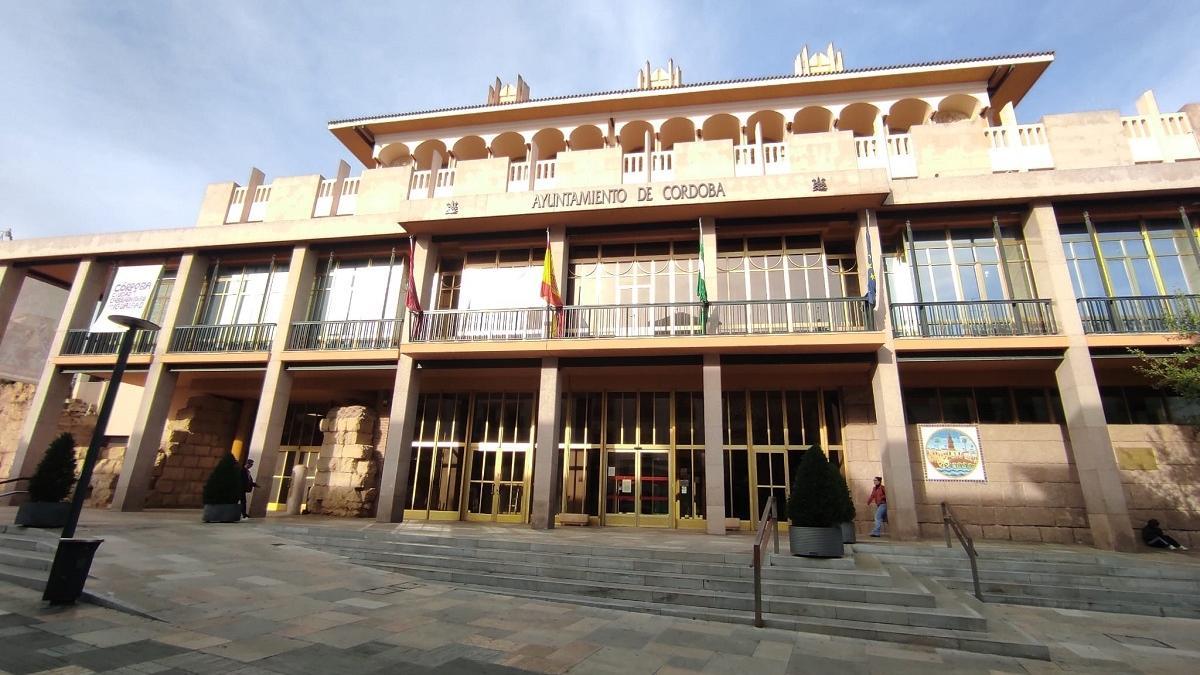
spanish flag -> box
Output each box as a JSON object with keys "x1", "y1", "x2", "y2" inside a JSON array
[{"x1": 541, "y1": 230, "x2": 564, "y2": 336}]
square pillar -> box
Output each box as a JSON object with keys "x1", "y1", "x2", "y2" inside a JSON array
[
  {"x1": 869, "y1": 346, "x2": 920, "y2": 540},
  {"x1": 6, "y1": 259, "x2": 109, "y2": 499},
  {"x1": 702, "y1": 353, "x2": 727, "y2": 535},
  {"x1": 112, "y1": 252, "x2": 208, "y2": 511},
  {"x1": 245, "y1": 245, "x2": 318, "y2": 516},
  {"x1": 0, "y1": 264, "x2": 27, "y2": 346},
  {"x1": 377, "y1": 355, "x2": 419, "y2": 522},
  {"x1": 1022, "y1": 204, "x2": 1136, "y2": 551},
  {"x1": 531, "y1": 357, "x2": 563, "y2": 529}
]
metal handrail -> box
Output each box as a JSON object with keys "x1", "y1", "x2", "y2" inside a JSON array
[
  {"x1": 1077, "y1": 294, "x2": 1200, "y2": 334},
  {"x1": 891, "y1": 299, "x2": 1056, "y2": 337},
  {"x1": 751, "y1": 494, "x2": 780, "y2": 628},
  {"x1": 941, "y1": 502, "x2": 983, "y2": 601},
  {"x1": 711, "y1": 297, "x2": 874, "y2": 334},
  {"x1": 286, "y1": 319, "x2": 403, "y2": 350}
]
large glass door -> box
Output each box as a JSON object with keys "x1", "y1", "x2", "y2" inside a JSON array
[
  {"x1": 602, "y1": 392, "x2": 671, "y2": 527},
  {"x1": 405, "y1": 393, "x2": 467, "y2": 521},
  {"x1": 267, "y1": 445, "x2": 319, "y2": 512},
  {"x1": 465, "y1": 393, "x2": 534, "y2": 523}
]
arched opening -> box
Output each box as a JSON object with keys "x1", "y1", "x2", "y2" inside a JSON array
[
  {"x1": 569, "y1": 125, "x2": 605, "y2": 151},
  {"x1": 836, "y1": 103, "x2": 880, "y2": 137},
  {"x1": 412, "y1": 140, "x2": 448, "y2": 170},
  {"x1": 377, "y1": 142, "x2": 412, "y2": 168},
  {"x1": 934, "y1": 94, "x2": 983, "y2": 124},
  {"x1": 490, "y1": 131, "x2": 527, "y2": 161},
  {"x1": 701, "y1": 113, "x2": 740, "y2": 143},
  {"x1": 886, "y1": 98, "x2": 933, "y2": 133},
  {"x1": 793, "y1": 107, "x2": 834, "y2": 134},
  {"x1": 618, "y1": 120, "x2": 654, "y2": 153},
  {"x1": 658, "y1": 117, "x2": 696, "y2": 150},
  {"x1": 451, "y1": 136, "x2": 486, "y2": 162},
  {"x1": 746, "y1": 111, "x2": 786, "y2": 143},
  {"x1": 531, "y1": 128, "x2": 566, "y2": 160}
]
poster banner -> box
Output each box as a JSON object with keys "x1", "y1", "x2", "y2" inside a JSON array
[
  {"x1": 919, "y1": 425, "x2": 986, "y2": 482},
  {"x1": 90, "y1": 265, "x2": 163, "y2": 332}
]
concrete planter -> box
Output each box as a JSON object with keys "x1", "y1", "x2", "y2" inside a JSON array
[
  {"x1": 840, "y1": 521, "x2": 857, "y2": 544},
  {"x1": 559, "y1": 513, "x2": 590, "y2": 526},
  {"x1": 202, "y1": 503, "x2": 242, "y2": 523},
  {"x1": 725, "y1": 518, "x2": 741, "y2": 531},
  {"x1": 789, "y1": 525, "x2": 844, "y2": 558},
  {"x1": 14, "y1": 502, "x2": 70, "y2": 528}
]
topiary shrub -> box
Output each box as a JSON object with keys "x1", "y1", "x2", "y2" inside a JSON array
[
  {"x1": 787, "y1": 447, "x2": 847, "y2": 528},
  {"x1": 28, "y1": 432, "x2": 77, "y2": 503},
  {"x1": 203, "y1": 454, "x2": 242, "y2": 505}
]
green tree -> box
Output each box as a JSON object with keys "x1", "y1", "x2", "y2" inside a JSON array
[
  {"x1": 788, "y1": 447, "x2": 853, "y2": 527},
  {"x1": 203, "y1": 454, "x2": 243, "y2": 505},
  {"x1": 1133, "y1": 308, "x2": 1200, "y2": 407},
  {"x1": 27, "y1": 432, "x2": 78, "y2": 503}
]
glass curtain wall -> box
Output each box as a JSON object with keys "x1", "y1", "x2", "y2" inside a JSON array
[
  {"x1": 716, "y1": 236, "x2": 858, "y2": 301},
  {"x1": 1061, "y1": 219, "x2": 1200, "y2": 297},
  {"x1": 884, "y1": 227, "x2": 1034, "y2": 305},
  {"x1": 197, "y1": 263, "x2": 289, "y2": 326},
  {"x1": 567, "y1": 241, "x2": 701, "y2": 338},
  {"x1": 432, "y1": 248, "x2": 545, "y2": 339},
  {"x1": 308, "y1": 254, "x2": 405, "y2": 321}
]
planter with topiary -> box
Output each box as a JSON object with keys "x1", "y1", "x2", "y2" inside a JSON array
[
  {"x1": 15, "y1": 432, "x2": 78, "y2": 528},
  {"x1": 787, "y1": 447, "x2": 848, "y2": 558},
  {"x1": 202, "y1": 454, "x2": 243, "y2": 523},
  {"x1": 830, "y1": 457, "x2": 857, "y2": 544}
]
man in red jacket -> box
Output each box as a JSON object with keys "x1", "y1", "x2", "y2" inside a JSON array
[{"x1": 868, "y1": 476, "x2": 887, "y2": 537}]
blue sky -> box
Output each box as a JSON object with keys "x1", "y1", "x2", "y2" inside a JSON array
[{"x1": 2, "y1": 1, "x2": 1198, "y2": 238}]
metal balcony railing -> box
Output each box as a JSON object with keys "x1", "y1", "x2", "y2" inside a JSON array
[
  {"x1": 287, "y1": 319, "x2": 403, "y2": 350},
  {"x1": 562, "y1": 302, "x2": 705, "y2": 338},
  {"x1": 410, "y1": 307, "x2": 551, "y2": 342},
  {"x1": 1077, "y1": 295, "x2": 1200, "y2": 334},
  {"x1": 890, "y1": 300, "x2": 1056, "y2": 338},
  {"x1": 711, "y1": 298, "x2": 873, "y2": 334},
  {"x1": 168, "y1": 323, "x2": 276, "y2": 353},
  {"x1": 61, "y1": 329, "x2": 158, "y2": 355}
]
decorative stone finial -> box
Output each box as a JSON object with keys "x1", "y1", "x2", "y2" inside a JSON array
[
  {"x1": 795, "y1": 43, "x2": 844, "y2": 76},
  {"x1": 637, "y1": 59, "x2": 682, "y2": 90},
  {"x1": 487, "y1": 75, "x2": 531, "y2": 105}
]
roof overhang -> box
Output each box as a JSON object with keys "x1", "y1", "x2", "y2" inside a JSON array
[{"x1": 329, "y1": 52, "x2": 1054, "y2": 166}]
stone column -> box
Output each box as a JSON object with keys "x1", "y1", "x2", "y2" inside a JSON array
[
  {"x1": 6, "y1": 259, "x2": 108, "y2": 498},
  {"x1": 112, "y1": 252, "x2": 207, "y2": 511},
  {"x1": 378, "y1": 234, "x2": 437, "y2": 522},
  {"x1": 0, "y1": 264, "x2": 27, "y2": 346},
  {"x1": 702, "y1": 353, "x2": 727, "y2": 535},
  {"x1": 530, "y1": 358, "x2": 563, "y2": 529},
  {"x1": 1022, "y1": 204, "x2": 1136, "y2": 551},
  {"x1": 245, "y1": 245, "x2": 318, "y2": 517},
  {"x1": 859, "y1": 210, "x2": 921, "y2": 540}
]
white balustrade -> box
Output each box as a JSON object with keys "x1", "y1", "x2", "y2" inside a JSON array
[
  {"x1": 886, "y1": 135, "x2": 917, "y2": 178},
  {"x1": 225, "y1": 186, "x2": 247, "y2": 223},
  {"x1": 650, "y1": 150, "x2": 674, "y2": 181},
  {"x1": 1122, "y1": 115, "x2": 1162, "y2": 163},
  {"x1": 313, "y1": 179, "x2": 336, "y2": 217},
  {"x1": 336, "y1": 177, "x2": 359, "y2": 215},
  {"x1": 986, "y1": 123, "x2": 1053, "y2": 172},
  {"x1": 855, "y1": 138, "x2": 887, "y2": 171},
  {"x1": 533, "y1": 159, "x2": 556, "y2": 189},
  {"x1": 622, "y1": 153, "x2": 647, "y2": 183},
  {"x1": 246, "y1": 184, "x2": 271, "y2": 222},
  {"x1": 433, "y1": 168, "x2": 455, "y2": 198},
  {"x1": 409, "y1": 169, "x2": 431, "y2": 200},
  {"x1": 508, "y1": 161, "x2": 530, "y2": 192},
  {"x1": 1159, "y1": 112, "x2": 1200, "y2": 161},
  {"x1": 734, "y1": 144, "x2": 758, "y2": 177},
  {"x1": 762, "y1": 142, "x2": 789, "y2": 175}
]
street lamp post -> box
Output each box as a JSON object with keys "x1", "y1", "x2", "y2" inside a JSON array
[{"x1": 43, "y1": 314, "x2": 160, "y2": 604}]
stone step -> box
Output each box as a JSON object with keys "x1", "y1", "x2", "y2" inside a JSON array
[
  {"x1": 288, "y1": 531, "x2": 895, "y2": 589},
  {"x1": 864, "y1": 550, "x2": 1200, "y2": 581},
  {"x1": 910, "y1": 564, "x2": 1200, "y2": 595},
  {"x1": 0, "y1": 547, "x2": 52, "y2": 571},
  {"x1": 938, "y1": 577, "x2": 1200, "y2": 617},
  {"x1": 0, "y1": 532, "x2": 57, "y2": 553},
  {"x1": 0, "y1": 561, "x2": 45, "y2": 592},
  {"x1": 332, "y1": 545, "x2": 937, "y2": 608},
  {"x1": 447, "y1": 582, "x2": 1049, "y2": 661},
  {"x1": 354, "y1": 559, "x2": 987, "y2": 632},
  {"x1": 854, "y1": 543, "x2": 1200, "y2": 580}
]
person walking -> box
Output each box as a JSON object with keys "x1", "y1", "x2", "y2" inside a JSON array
[
  {"x1": 868, "y1": 476, "x2": 887, "y2": 537},
  {"x1": 1142, "y1": 518, "x2": 1188, "y2": 550},
  {"x1": 240, "y1": 458, "x2": 258, "y2": 518}
]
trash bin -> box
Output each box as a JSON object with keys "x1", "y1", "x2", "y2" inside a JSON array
[{"x1": 42, "y1": 538, "x2": 104, "y2": 605}]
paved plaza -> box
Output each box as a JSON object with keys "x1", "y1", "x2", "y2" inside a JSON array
[{"x1": 1, "y1": 508, "x2": 1199, "y2": 674}]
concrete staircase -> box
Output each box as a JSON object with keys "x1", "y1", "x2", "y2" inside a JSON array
[
  {"x1": 277, "y1": 525, "x2": 1049, "y2": 660},
  {"x1": 0, "y1": 524, "x2": 57, "y2": 591},
  {"x1": 852, "y1": 541, "x2": 1200, "y2": 619}
]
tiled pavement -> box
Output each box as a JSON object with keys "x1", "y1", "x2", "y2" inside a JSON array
[{"x1": 1, "y1": 509, "x2": 1199, "y2": 673}]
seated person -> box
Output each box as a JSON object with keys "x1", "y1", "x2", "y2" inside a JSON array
[{"x1": 1142, "y1": 519, "x2": 1188, "y2": 551}]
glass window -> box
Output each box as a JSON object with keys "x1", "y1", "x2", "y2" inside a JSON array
[
  {"x1": 1099, "y1": 388, "x2": 1130, "y2": 424},
  {"x1": 940, "y1": 389, "x2": 974, "y2": 423},
  {"x1": 904, "y1": 389, "x2": 941, "y2": 423},
  {"x1": 975, "y1": 388, "x2": 1014, "y2": 423},
  {"x1": 199, "y1": 263, "x2": 289, "y2": 325},
  {"x1": 1014, "y1": 388, "x2": 1052, "y2": 423}
]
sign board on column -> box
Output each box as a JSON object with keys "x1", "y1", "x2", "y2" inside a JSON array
[{"x1": 90, "y1": 265, "x2": 163, "y2": 332}]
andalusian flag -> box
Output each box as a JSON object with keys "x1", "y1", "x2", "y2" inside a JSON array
[
  {"x1": 541, "y1": 230, "x2": 564, "y2": 337},
  {"x1": 697, "y1": 227, "x2": 709, "y2": 327}
]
